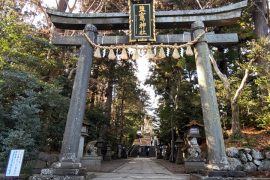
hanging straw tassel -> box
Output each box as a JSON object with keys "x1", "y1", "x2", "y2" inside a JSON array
[
  {"x1": 157, "y1": 44, "x2": 166, "y2": 59},
  {"x1": 121, "y1": 48, "x2": 129, "y2": 60},
  {"x1": 132, "y1": 48, "x2": 139, "y2": 60},
  {"x1": 186, "y1": 45, "x2": 194, "y2": 56},
  {"x1": 147, "y1": 44, "x2": 155, "y2": 59},
  {"x1": 108, "y1": 47, "x2": 116, "y2": 60},
  {"x1": 94, "y1": 46, "x2": 102, "y2": 59},
  {"x1": 172, "y1": 44, "x2": 180, "y2": 59}
]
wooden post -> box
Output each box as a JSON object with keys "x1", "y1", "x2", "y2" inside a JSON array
[
  {"x1": 192, "y1": 21, "x2": 228, "y2": 169},
  {"x1": 60, "y1": 24, "x2": 97, "y2": 162}
]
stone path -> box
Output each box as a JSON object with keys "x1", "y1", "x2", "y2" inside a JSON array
[{"x1": 87, "y1": 158, "x2": 190, "y2": 180}]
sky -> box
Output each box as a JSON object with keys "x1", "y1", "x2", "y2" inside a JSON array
[
  {"x1": 135, "y1": 57, "x2": 159, "y2": 117},
  {"x1": 42, "y1": 0, "x2": 57, "y2": 9},
  {"x1": 43, "y1": 0, "x2": 77, "y2": 10}
]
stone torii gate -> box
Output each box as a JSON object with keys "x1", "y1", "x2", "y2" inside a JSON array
[{"x1": 43, "y1": 0, "x2": 247, "y2": 177}]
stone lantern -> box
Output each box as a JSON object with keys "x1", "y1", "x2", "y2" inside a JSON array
[
  {"x1": 187, "y1": 120, "x2": 202, "y2": 138},
  {"x1": 78, "y1": 121, "x2": 89, "y2": 159},
  {"x1": 185, "y1": 120, "x2": 204, "y2": 161},
  {"x1": 184, "y1": 120, "x2": 205, "y2": 173},
  {"x1": 81, "y1": 121, "x2": 102, "y2": 171},
  {"x1": 96, "y1": 137, "x2": 105, "y2": 157},
  {"x1": 175, "y1": 136, "x2": 184, "y2": 164}
]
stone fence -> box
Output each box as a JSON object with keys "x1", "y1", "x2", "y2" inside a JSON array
[{"x1": 226, "y1": 147, "x2": 270, "y2": 172}]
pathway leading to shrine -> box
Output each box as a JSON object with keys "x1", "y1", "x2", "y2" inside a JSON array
[{"x1": 87, "y1": 158, "x2": 190, "y2": 180}]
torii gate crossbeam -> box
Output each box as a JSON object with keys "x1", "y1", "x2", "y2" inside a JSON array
[
  {"x1": 52, "y1": 33, "x2": 239, "y2": 46},
  {"x1": 47, "y1": 0, "x2": 247, "y2": 30}
]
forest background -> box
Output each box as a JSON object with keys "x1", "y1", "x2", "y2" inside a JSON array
[{"x1": 0, "y1": 0, "x2": 269, "y2": 168}]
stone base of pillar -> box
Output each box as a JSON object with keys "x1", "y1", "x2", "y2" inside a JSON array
[
  {"x1": 208, "y1": 170, "x2": 246, "y2": 178},
  {"x1": 205, "y1": 160, "x2": 230, "y2": 171},
  {"x1": 29, "y1": 162, "x2": 86, "y2": 180},
  {"x1": 184, "y1": 161, "x2": 205, "y2": 173},
  {"x1": 81, "y1": 156, "x2": 102, "y2": 171}
]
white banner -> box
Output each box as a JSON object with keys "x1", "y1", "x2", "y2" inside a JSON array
[{"x1": 5, "y1": 149, "x2": 25, "y2": 177}]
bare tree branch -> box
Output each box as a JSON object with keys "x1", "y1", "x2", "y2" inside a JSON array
[
  {"x1": 195, "y1": 0, "x2": 203, "y2": 9},
  {"x1": 94, "y1": 0, "x2": 104, "y2": 13},
  {"x1": 68, "y1": 68, "x2": 77, "y2": 79},
  {"x1": 209, "y1": 53, "x2": 231, "y2": 94},
  {"x1": 85, "y1": 0, "x2": 96, "y2": 13},
  {"x1": 232, "y1": 59, "x2": 256, "y2": 103}
]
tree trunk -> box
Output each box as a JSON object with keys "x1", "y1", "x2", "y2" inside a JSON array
[
  {"x1": 89, "y1": 64, "x2": 100, "y2": 108},
  {"x1": 231, "y1": 101, "x2": 242, "y2": 137},
  {"x1": 253, "y1": 0, "x2": 268, "y2": 38},
  {"x1": 119, "y1": 98, "x2": 125, "y2": 143},
  {"x1": 253, "y1": 0, "x2": 269, "y2": 97},
  {"x1": 104, "y1": 61, "x2": 115, "y2": 119},
  {"x1": 105, "y1": 79, "x2": 113, "y2": 118},
  {"x1": 97, "y1": 61, "x2": 115, "y2": 142}
]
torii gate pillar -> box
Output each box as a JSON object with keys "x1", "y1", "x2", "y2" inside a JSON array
[
  {"x1": 192, "y1": 21, "x2": 228, "y2": 169},
  {"x1": 60, "y1": 24, "x2": 97, "y2": 162}
]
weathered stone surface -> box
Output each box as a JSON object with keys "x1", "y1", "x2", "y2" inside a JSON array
[
  {"x1": 192, "y1": 21, "x2": 228, "y2": 170},
  {"x1": 251, "y1": 149, "x2": 264, "y2": 160},
  {"x1": 208, "y1": 171, "x2": 246, "y2": 177},
  {"x1": 264, "y1": 151, "x2": 270, "y2": 159},
  {"x1": 51, "y1": 162, "x2": 82, "y2": 169},
  {"x1": 258, "y1": 160, "x2": 270, "y2": 171},
  {"x1": 243, "y1": 162, "x2": 257, "y2": 172},
  {"x1": 253, "y1": 159, "x2": 262, "y2": 166},
  {"x1": 81, "y1": 156, "x2": 102, "y2": 171},
  {"x1": 60, "y1": 153, "x2": 77, "y2": 162},
  {"x1": 227, "y1": 158, "x2": 243, "y2": 171},
  {"x1": 185, "y1": 161, "x2": 205, "y2": 173},
  {"x1": 41, "y1": 168, "x2": 53, "y2": 175},
  {"x1": 59, "y1": 24, "x2": 96, "y2": 162},
  {"x1": 239, "y1": 152, "x2": 248, "y2": 163},
  {"x1": 53, "y1": 168, "x2": 80, "y2": 175},
  {"x1": 244, "y1": 148, "x2": 251, "y2": 154},
  {"x1": 246, "y1": 153, "x2": 253, "y2": 162},
  {"x1": 187, "y1": 143, "x2": 203, "y2": 162},
  {"x1": 226, "y1": 147, "x2": 239, "y2": 158},
  {"x1": 52, "y1": 33, "x2": 239, "y2": 46}
]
